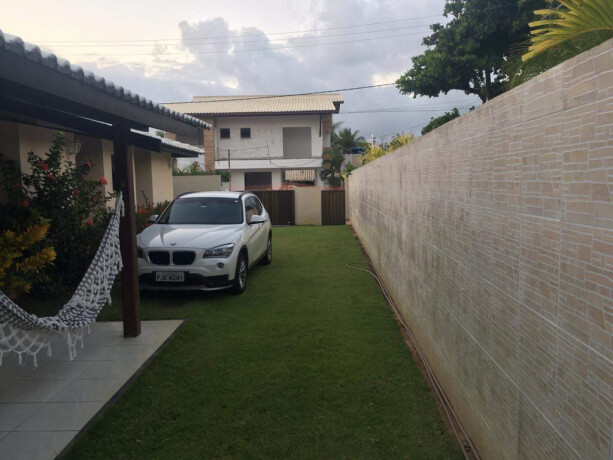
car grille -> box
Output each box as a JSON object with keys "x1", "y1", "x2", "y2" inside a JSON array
[
  {"x1": 173, "y1": 251, "x2": 196, "y2": 265},
  {"x1": 148, "y1": 251, "x2": 170, "y2": 265}
]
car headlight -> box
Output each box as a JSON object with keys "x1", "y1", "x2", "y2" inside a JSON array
[
  {"x1": 203, "y1": 243, "x2": 235, "y2": 258},
  {"x1": 137, "y1": 246, "x2": 144, "y2": 259}
]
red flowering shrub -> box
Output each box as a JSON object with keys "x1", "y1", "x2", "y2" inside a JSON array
[
  {"x1": 136, "y1": 192, "x2": 170, "y2": 234},
  {"x1": 0, "y1": 132, "x2": 114, "y2": 294}
]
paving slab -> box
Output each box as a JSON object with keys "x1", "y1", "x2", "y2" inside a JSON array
[{"x1": 0, "y1": 320, "x2": 182, "y2": 460}]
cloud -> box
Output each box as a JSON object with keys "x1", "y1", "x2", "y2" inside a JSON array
[{"x1": 65, "y1": 0, "x2": 479, "y2": 138}]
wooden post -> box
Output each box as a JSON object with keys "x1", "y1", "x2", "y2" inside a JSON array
[{"x1": 113, "y1": 118, "x2": 141, "y2": 338}]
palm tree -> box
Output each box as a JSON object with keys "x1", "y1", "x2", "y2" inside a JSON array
[
  {"x1": 320, "y1": 147, "x2": 345, "y2": 187},
  {"x1": 508, "y1": 0, "x2": 613, "y2": 86},
  {"x1": 332, "y1": 126, "x2": 366, "y2": 155},
  {"x1": 321, "y1": 123, "x2": 366, "y2": 186},
  {"x1": 523, "y1": 0, "x2": 612, "y2": 63}
]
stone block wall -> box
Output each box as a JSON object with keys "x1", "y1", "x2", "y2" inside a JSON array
[{"x1": 347, "y1": 40, "x2": 612, "y2": 459}]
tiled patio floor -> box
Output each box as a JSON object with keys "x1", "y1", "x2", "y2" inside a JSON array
[{"x1": 0, "y1": 320, "x2": 183, "y2": 460}]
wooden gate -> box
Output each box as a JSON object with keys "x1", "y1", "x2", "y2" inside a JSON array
[
  {"x1": 321, "y1": 190, "x2": 346, "y2": 225},
  {"x1": 253, "y1": 190, "x2": 295, "y2": 225}
]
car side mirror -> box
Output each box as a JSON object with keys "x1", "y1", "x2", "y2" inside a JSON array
[
  {"x1": 248, "y1": 215, "x2": 266, "y2": 225},
  {"x1": 148, "y1": 215, "x2": 158, "y2": 223}
]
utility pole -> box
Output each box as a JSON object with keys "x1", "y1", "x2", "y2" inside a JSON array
[
  {"x1": 228, "y1": 149, "x2": 232, "y2": 191},
  {"x1": 370, "y1": 133, "x2": 375, "y2": 149}
]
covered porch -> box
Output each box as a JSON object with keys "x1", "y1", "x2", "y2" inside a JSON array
[{"x1": 0, "y1": 30, "x2": 208, "y2": 459}]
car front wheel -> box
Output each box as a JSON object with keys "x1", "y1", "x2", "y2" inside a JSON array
[{"x1": 231, "y1": 252, "x2": 248, "y2": 294}]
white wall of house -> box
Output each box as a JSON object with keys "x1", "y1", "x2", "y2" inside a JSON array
[
  {"x1": 132, "y1": 147, "x2": 174, "y2": 206},
  {"x1": 173, "y1": 175, "x2": 221, "y2": 197},
  {"x1": 149, "y1": 151, "x2": 174, "y2": 203},
  {"x1": 227, "y1": 169, "x2": 283, "y2": 191},
  {"x1": 214, "y1": 115, "x2": 325, "y2": 161}
]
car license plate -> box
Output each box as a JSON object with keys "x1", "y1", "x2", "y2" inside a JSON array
[{"x1": 155, "y1": 272, "x2": 185, "y2": 282}]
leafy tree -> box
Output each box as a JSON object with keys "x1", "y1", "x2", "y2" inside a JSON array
[
  {"x1": 397, "y1": 0, "x2": 547, "y2": 102},
  {"x1": 421, "y1": 108, "x2": 462, "y2": 135}
]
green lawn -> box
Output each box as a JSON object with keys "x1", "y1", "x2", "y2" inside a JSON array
[{"x1": 61, "y1": 226, "x2": 461, "y2": 459}]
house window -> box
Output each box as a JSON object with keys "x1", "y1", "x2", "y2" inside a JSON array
[
  {"x1": 240, "y1": 128, "x2": 251, "y2": 139},
  {"x1": 282, "y1": 127, "x2": 312, "y2": 158},
  {"x1": 220, "y1": 128, "x2": 230, "y2": 139}
]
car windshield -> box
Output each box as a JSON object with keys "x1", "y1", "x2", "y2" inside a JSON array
[{"x1": 158, "y1": 197, "x2": 243, "y2": 225}]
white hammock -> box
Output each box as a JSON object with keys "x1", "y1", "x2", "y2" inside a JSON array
[{"x1": 0, "y1": 193, "x2": 124, "y2": 367}]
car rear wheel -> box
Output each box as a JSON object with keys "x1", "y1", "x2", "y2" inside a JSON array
[
  {"x1": 231, "y1": 252, "x2": 247, "y2": 294},
  {"x1": 260, "y1": 235, "x2": 272, "y2": 265}
]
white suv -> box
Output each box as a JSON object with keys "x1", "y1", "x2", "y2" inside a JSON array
[{"x1": 137, "y1": 191, "x2": 272, "y2": 294}]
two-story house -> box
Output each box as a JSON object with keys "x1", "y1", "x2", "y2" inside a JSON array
[{"x1": 164, "y1": 94, "x2": 343, "y2": 190}]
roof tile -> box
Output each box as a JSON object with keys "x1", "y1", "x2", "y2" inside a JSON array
[
  {"x1": 165, "y1": 93, "x2": 343, "y2": 115},
  {"x1": 0, "y1": 28, "x2": 210, "y2": 130}
]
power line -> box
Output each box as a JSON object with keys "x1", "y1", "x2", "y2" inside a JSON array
[
  {"x1": 60, "y1": 30, "x2": 431, "y2": 56},
  {"x1": 37, "y1": 15, "x2": 443, "y2": 44},
  {"x1": 334, "y1": 97, "x2": 481, "y2": 113},
  {"x1": 45, "y1": 24, "x2": 433, "y2": 48},
  {"x1": 339, "y1": 107, "x2": 470, "y2": 114},
  {"x1": 162, "y1": 83, "x2": 397, "y2": 104}
]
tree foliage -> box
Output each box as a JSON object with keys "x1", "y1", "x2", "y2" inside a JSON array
[
  {"x1": 320, "y1": 123, "x2": 367, "y2": 186},
  {"x1": 397, "y1": 0, "x2": 547, "y2": 102},
  {"x1": 320, "y1": 148, "x2": 345, "y2": 187},
  {"x1": 388, "y1": 133, "x2": 415, "y2": 151},
  {"x1": 361, "y1": 133, "x2": 415, "y2": 165},
  {"x1": 331, "y1": 125, "x2": 367, "y2": 155},
  {"x1": 506, "y1": 0, "x2": 612, "y2": 86},
  {"x1": 362, "y1": 145, "x2": 388, "y2": 165},
  {"x1": 421, "y1": 108, "x2": 462, "y2": 135},
  {"x1": 343, "y1": 162, "x2": 358, "y2": 177},
  {"x1": 524, "y1": 0, "x2": 612, "y2": 61}
]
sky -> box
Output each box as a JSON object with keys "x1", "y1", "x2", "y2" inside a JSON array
[{"x1": 2, "y1": 0, "x2": 480, "y2": 141}]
